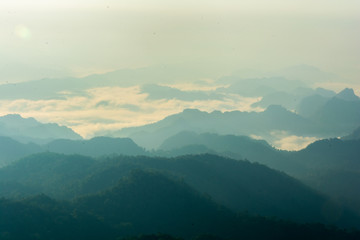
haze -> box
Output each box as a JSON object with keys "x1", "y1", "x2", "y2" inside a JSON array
[
  {"x1": 1, "y1": 0, "x2": 359, "y2": 82},
  {"x1": 2, "y1": 2, "x2": 360, "y2": 239},
  {"x1": 0, "y1": 0, "x2": 359, "y2": 150}
]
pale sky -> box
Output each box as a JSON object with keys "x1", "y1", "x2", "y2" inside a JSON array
[{"x1": 0, "y1": 0, "x2": 359, "y2": 83}]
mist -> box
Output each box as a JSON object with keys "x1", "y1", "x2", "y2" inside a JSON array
[{"x1": 1, "y1": 1, "x2": 360, "y2": 240}]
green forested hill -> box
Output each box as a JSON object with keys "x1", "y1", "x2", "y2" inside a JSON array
[
  {"x1": 1, "y1": 170, "x2": 359, "y2": 240},
  {"x1": 1, "y1": 153, "x2": 358, "y2": 228},
  {"x1": 158, "y1": 133, "x2": 360, "y2": 217}
]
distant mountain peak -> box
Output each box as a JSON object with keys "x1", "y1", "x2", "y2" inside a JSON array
[
  {"x1": 0, "y1": 113, "x2": 39, "y2": 126},
  {"x1": 264, "y1": 104, "x2": 288, "y2": 113},
  {"x1": 182, "y1": 108, "x2": 203, "y2": 114},
  {"x1": 335, "y1": 88, "x2": 359, "y2": 101},
  {"x1": 0, "y1": 113, "x2": 82, "y2": 143},
  {"x1": 2, "y1": 113, "x2": 22, "y2": 119},
  {"x1": 180, "y1": 108, "x2": 209, "y2": 118}
]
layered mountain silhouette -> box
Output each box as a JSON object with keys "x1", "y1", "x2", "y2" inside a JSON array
[
  {"x1": 335, "y1": 88, "x2": 360, "y2": 101},
  {"x1": 0, "y1": 136, "x2": 42, "y2": 167},
  {"x1": 0, "y1": 64, "x2": 359, "y2": 239},
  {"x1": 0, "y1": 114, "x2": 81, "y2": 144},
  {"x1": 309, "y1": 97, "x2": 360, "y2": 134},
  {"x1": 1, "y1": 152, "x2": 359, "y2": 227},
  {"x1": 287, "y1": 139, "x2": 360, "y2": 214},
  {"x1": 45, "y1": 137, "x2": 146, "y2": 157},
  {"x1": 0, "y1": 66, "x2": 219, "y2": 100},
  {"x1": 1, "y1": 127, "x2": 360, "y2": 219},
  {"x1": 2, "y1": 171, "x2": 359, "y2": 240},
  {"x1": 157, "y1": 131, "x2": 290, "y2": 170},
  {"x1": 296, "y1": 88, "x2": 360, "y2": 133},
  {"x1": 342, "y1": 126, "x2": 360, "y2": 140},
  {"x1": 158, "y1": 132, "x2": 360, "y2": 216},
  {"x1": 75, "y1": 170, "x2": 235, "y2": 238},
  {"x1": 0, "y1": 136, "x2": 146, "y2": 167},
  {"x1": 252, "y1": 87, "x2": 335, "y2": 110},
  {"x1": 111, "y1": 106, "x2": 315, "y2": 149},
  {"x1": 109, "y1": 88, "x2": 360, "y2": 149}
]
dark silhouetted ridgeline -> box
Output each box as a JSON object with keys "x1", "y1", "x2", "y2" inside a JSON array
[
  {"x1": 1, "y1": 170, "x2": 359, "y2": 240},
  {"x1": 1, "y1": 153, "x2": 359, "y2": 228}
]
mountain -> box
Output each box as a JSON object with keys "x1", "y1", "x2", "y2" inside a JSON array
[
  {"x1": 75, "y1": 170, "x2": 359, "y2": 239},
  {"x1": 310, "y1": 95, "x2": 360, "y2": 134},
  {"x1": 335, "y1": 88, "x2": 360, "y2": 101},
  {"x1": 0, "y1": 68, "x2": 149, "y2": 100},
  {"x1": 342, "y1": 126, "x2": 360, "y2": 140},
  {"x1": 0, "y1": 136, "x2": 147, "y2": 168},
  {"x1": 111, "y1": 106, "x2": 315, "y2": 149},
  {"x1": 0, "y1": 152, "x2": 96, "y2": 199},
  {"x1": 294, "y1": 88, "x2": 360, "y2": 135},
  {"x1": 0, "y1": 136, "x2": 42, "y2": 167},
  {"x1": 296, "y1": 94, "x2": 330, "y2": 118},
  {"x1": 45, "y1": 137, "x2": 146, "y2": 157},
  {"x1": 2, "y1": 152, "x2": 357, "y2": 227},
  {"x1": 251, "y1": 91, "x2": 300, "y2": 109},
  {"x1": 2, "y1": 172, "x2": 359, "y2": 240},
  {"x1": 156, "y1": 144, "x2": 218, "y2": 157},
  {"x1": 75, "y1": 170, "x2": 236, "y2": 238},
  {"x1": 0, "y1": 66, "x2": 216, "y2": 101},
  {"x1": 0, "y1": 114, "x2": 82, "y2": 144},
  {"x1": 296, "y1": 88, "x2": 358, "y2": 118},
  {"x1": 156, "y1": 132, "x2": 360, "y2": 217},
  {"x1": 284, "y1": 138, "x2": 360, "y2": 215},
  {"x1": 157, "y1": 131, "x2": 294, "y2": 171},
  {"x1": 252, "y1": 87, "x2": 336, "y2": 110},
  {"x1": 0, "y1": 195, "x2": 111, "y2": 240}
]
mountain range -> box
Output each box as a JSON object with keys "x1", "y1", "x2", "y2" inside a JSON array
[
  {"x1": 1, "y1": 152, "x2": 358, "y2": 228},
  {"x1": 157, "y1": 132, "x2": 360, "y2": 215},
  {"x1": 0, "y1": 136, "x2": 145, "y2": 167},
  {"x1": 110, "y1": 106, "x2": 317, "y2": 149},
  {"x1": 2, "y1": 170, "x2": 358, "y2": 240},
  {"x1": 1, "y1": 79, "x2": 360, "y2": 239}
]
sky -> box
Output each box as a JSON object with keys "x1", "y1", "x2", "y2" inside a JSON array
[
  {"x1": 0, "y1": 0, "x2": 359, "y2": 83},
  {"x1": 0, "y1": 0, "x2": 359, "y2": 150}
]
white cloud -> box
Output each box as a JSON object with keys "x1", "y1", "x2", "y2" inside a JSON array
[
  {"x1": 272, "y1": 132, "x2": 318, "y2": 151},
  {"x1": 0, "y1": 85, "x2": 260, "y2": 138}
]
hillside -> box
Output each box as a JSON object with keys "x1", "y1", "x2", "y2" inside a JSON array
[
  {"x1": 75, "y1": 170, "x2": 235, "y2": 238},
  {"x1": 1, "y1": 152, "x2": 358, "y2": 227},
  {"x1": 1, "y1": 171, "x2": 359, "y2": 240},
  {"x1": 0, "y1": 153, "x2": 96, "y2": 199},
  {"x1": 159, "y1": 134, "x2": 360, "y2": 217},
  {"x1": 287, "y1": 139, "x2": 360, "y2": 214}
]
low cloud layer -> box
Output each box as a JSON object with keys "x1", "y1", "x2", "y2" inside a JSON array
[
  {"x1": 0, "y1": 85, "x2": 260, "y2": 139},
  {"x1": 270, "y1": 131, "x2": 319, "y2": 151}
]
